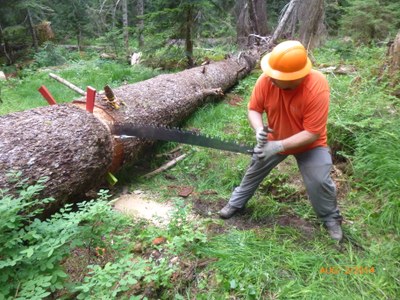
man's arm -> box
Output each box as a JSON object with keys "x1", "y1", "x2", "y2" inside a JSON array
[
  {"x1": 248, "y1": 109, "x2": 319, "y2": 151},
  {"x1": 280, "y1": 130, "x2": 319, "y2": 151},
  {"x1": 248, "y1": 109, "x2": 264, "y2": 131}
]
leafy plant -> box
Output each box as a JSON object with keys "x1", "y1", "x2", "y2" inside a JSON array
[
  {"x1": 0, "y1": 177, "x2": 132, "y2": 299},
  {"x1": 0, "y1": 176, "x2": 68, "y2": 299},
  {"x1": 166, "y1": 199, "x2": 207, "y2": 253},
  {"x1": 33, "y1": 42, "x2": 68, "y2": 67},
  {"x1": 72, "y1": 198, "x2": 207, "y2": 299}
]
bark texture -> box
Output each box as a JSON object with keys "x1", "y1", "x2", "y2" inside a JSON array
[
  {"x1": 297, "y1": 0, "x2": 326, "y2": 49},
  {"x1": 0, "y1": 54, "x2": 257, "y2": 213},
  {"x1": 236, "y1": 0, "x2": 268, "y2": 48},
  {"x1": 271, "y1": 0, "x2": 326, "y2": 49},
  {"x1": 0, "y1": 105, "x2": 113, "y2": 213}
]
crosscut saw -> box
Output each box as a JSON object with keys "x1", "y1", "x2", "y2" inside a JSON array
[{"x1": 113, "y1": 124, "x2": 254, "y2": 155}]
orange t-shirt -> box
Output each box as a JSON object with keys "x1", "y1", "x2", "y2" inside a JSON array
[{"x1": 248, "y1": 70, "x2": 330, "y2": 154}]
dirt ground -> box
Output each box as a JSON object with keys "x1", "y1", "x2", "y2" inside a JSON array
[{"x1": 112, "y1": 155, "x2": 350, "y2": 241}]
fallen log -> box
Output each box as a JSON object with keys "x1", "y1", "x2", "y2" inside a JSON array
[{"x1": 0, "y1": 52, "x2": 257, "y2": 214}]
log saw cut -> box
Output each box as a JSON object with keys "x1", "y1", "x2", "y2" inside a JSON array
[{"x1": 0, "y1": 53, "x2": 257, "y2": 214}]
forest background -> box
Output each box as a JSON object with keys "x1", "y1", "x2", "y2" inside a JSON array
[{"x1": 0, "y1": 0, "x2": 399, "y2": 299}]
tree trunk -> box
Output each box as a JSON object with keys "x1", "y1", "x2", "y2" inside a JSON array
[
  {"x1": 271, "y1": 0, "x2": 326, "y2": 49},
  {"x1": 185, "y1": 4, "x2": 194, "y2": 67},
  {"x1": 297, "y1": 0, "x2": 326, "y2": 49},
  {"x1": 236, "y1": 0, "x2": 248, "y2": 48},
  {"x1": 271, "y1": 0, "x2": 298, "y2": 44},
  {"x1": 388, "y1": 31, "x2": 400, "y2": 95},
  {"x1": 27, "y1": 9, "x2": 39, "y2": 52},
  {"x1": 236, "y1": 0, "x2": 268, "y2": 48},
  {"x1": 122, "y1": 0, "x2": 129, "y2": 58},
  {"x1": 136, "y1": 0, "x2": 144, "y2": 48},
  {"x1": 254, "y1": 0, "x2": 268, "y2": 36},
  {"x1": 77, "y1": 27, "x2": 82, "y2": 52},
  {"x1": 0, "y1": 23, "x2": 12, "y2": 64},
  {"x1": 247, "y1": 0, "x2": 268, "y2": 37},
  {"x1": 247, "y1": 0, "x2": 260, "y2": 38},
  {"x1": 0, "y1": 53, "x2": 257, "y2": 215}
]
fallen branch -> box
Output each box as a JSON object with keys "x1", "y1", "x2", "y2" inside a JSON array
[
  {"x1": 202, "y1": 88, "x2": 224, "y2": 97},
  {"x1": 143, "y1": 154, "x2": 187, "y2": 179},
  {"x1": 49, "y1": 73, "x2": 85, "y2": 96},
  {"x1": 249, "y1": 34, "x2": 271, "y2": 44},
  {"x1": 155, "y1": 146, "x2": 182, "y2": 158},
  {"x1": 318, "y1": 65, "x2": 356, "y2": 75}
]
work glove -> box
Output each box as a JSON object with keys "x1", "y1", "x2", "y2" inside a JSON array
[
  {"x1": 255, "y1": 127, "x2": 268, "y2": 145},
  {"x1": 253, "y1": 140, "x2": 284, "y2": 161}
]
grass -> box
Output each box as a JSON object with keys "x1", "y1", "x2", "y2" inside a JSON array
[
  {"x1": 1, "y1": 40, "x2": 399, "y2": 298},
  {"x1": 192, "y1": 229, "x2": 396, "y2": 299},
  {"x1": 0, "y1": 59, "x2": 160, "y2": 115}
]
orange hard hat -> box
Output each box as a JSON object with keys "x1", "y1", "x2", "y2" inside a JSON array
[{"x1": 261, "y1": 40, "x2": 312, "y2": 81}]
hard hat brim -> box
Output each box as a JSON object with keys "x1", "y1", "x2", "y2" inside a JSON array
[{"x1": 261, "y1": 53, "x2": 312, "y2": 81}]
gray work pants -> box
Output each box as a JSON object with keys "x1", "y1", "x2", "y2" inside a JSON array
[{"x1": 228, "y1": 147, "x2": 342, "y2": 223}]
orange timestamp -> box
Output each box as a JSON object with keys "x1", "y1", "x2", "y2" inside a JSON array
[{"x1": 320, "y1": 266, "x2": 375, "y2": 275}]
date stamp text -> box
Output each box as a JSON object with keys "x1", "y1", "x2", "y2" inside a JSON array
[{"x1": 320, "y1": 266, "x2": 375, "y2": 275}]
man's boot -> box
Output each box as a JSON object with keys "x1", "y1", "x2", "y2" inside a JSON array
[
  {"x1": 325, "y1": 220, "x2": 343, "y2": 241},
  {"x1": 218, "y1": 204, "x2": 242, "y2": 219}
]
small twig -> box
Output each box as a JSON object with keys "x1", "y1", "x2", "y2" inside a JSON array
[
  {"x1": 202, "y1": 88, "x2": 224, "y2": 97},
  {"x1": 14, "y1": 281, "x2": 21, "y2": 299},
  {"x1": 49, "y1": 73, "x2": 85, "y2": 96},
  {"x1": 249, "y1": 33, "x2": 271, "y2": 44},
  {"x1": 49, "y1": 73, "x2": 105, "y2": 96},
  {"x1": 143, "y1": 154, "x2": 187, "y2": 179},
  {"x1": 155, "y1": 146, "x2": 182, "y2": 158}
]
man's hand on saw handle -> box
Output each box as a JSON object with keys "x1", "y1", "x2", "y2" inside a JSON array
[
  {"x1": 254, "y1": 126, "x2": 284, "y2": 160},
  {"x1": 255, "y1": 127, "x2": 268, "y2": 145}
]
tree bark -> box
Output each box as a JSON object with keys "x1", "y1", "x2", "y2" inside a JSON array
[
  {"x1": 271, "y1": 0, "x2": 326, "y2": 49},
  {"x1": 271, "y1": 0, "x2": 298, "y2": 44},
  {"x1": 236, "y1": 0, "x2": 248, "y2": 48},
  {"x1": 297, "y1": 0, "x2": 325, "y2": 49},
  {"x1": 236, "y1": 0, "x2": 268, "y2": 48},
  {"x1": 0, "y1": 53, "x2": 257, "y2": 214},
  {"x1": 0, "y1": 105, "x2": 113, "y2": 214}
]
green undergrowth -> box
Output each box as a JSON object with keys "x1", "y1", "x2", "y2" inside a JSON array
[{"x1": 0, "y1": 178, "x2": 207, "y2": 299}]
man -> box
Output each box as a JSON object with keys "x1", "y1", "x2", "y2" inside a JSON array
[{"x1": 218, "y1": 40, "x2": 343, "y2": 241}]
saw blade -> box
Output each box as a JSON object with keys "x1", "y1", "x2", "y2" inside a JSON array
[{"x1": 113, "y1": 124, "x2": 254, "y2": 154}]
